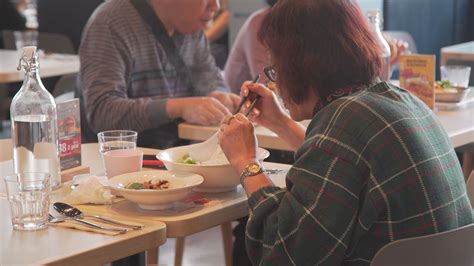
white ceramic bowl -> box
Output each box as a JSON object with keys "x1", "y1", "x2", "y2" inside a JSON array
[
  {"x1": 108, "y1": 170, "x2": 203, "y2": 210},
  {"x1": 435, "y1": 87, "x2": 471, "y2": 103},
  {"x1": 157, "y1": 145, "x2": 270, "y2": 193}
]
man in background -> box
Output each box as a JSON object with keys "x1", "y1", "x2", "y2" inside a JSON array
[{"x1": 78, "y1": 0, "x2": 239, "y2": 149}]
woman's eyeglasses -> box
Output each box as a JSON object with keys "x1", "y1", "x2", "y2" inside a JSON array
[{"x1": 263, "y1": 66, "x2": 277, "y2": 82}]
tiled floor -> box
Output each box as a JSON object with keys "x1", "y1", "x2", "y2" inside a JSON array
[{"x1": 158, "y1": 225, "x2": 229, "y2": 266}]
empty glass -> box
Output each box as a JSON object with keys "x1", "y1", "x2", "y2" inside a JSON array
[
  {"x1": 440, "y1": 65, "x2": 471, "y2": 88},
  {"x1": 4, "y1": 172, "x2": 50, "y2": 231},
  {"x1": 97, "y1": 130, "x2": 137, "y2": 174},
  {"x1": 13, "y1": 30, "x2": 38, "y2": 51}
]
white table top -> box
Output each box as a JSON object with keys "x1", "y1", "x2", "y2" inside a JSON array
[
  {"x1": 0, "y1": 49, "x2": 80, "y2": 83},
  {"x1": 179, "y1": 105, "x2": 473, "y2": 151},
  {"x1": 80, "y1": 143, "x2": 290, "y2": 237},
  {"x1": 441, "y1": 41, "x2": 474, "y2": 55},
  {"x1": 0, "y1": 197, "x2": 166, "y2": 265}
]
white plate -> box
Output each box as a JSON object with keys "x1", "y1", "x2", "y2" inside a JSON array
[{"x1": 108, "y1": 170, "x2": 203, "y2": 210}]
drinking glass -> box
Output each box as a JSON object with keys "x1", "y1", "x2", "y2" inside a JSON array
[
  {"x1": 14, "y1": 30, "x2": 38, "y2": 51},
  {"x1": 4, "y1": 172, "x2": 50, "y2": 231},
  {"x1": 97, "y1": 130, "x2": 138, "y2": 174},
  {"x1": 440, "y1": 65, "x2": 471, "y2": 88}
]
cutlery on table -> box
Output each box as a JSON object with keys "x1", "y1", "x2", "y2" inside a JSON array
[
  {"x1": 48, "y1": 213, "x2": 128, "y2": 234},
  {"x1": 53, "y1": 202, "x2": 143, "y2": 231}
]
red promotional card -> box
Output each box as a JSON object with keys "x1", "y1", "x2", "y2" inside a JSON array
[
  {"x1": 57, "y1": 98, "x2": 81, "y2": 171},
  {"x1": 399, "y1": 54, "x2": 436, "y2": 109}
]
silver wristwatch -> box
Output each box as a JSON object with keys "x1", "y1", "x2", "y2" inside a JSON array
[{"x1": 240, "y1": 162, "x2": 264, "y2": 185}]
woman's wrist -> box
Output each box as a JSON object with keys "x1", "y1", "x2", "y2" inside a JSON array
[
  {"x1": 232, "y1": 157, "x2": 259, "y2": 175},
  {"x1": 271, "y1": 114, "x2": 295, "y2": 136}
]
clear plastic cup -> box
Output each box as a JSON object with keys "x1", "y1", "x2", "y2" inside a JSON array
[
  {"x1": 440, "y1": 65, "x2": 471, "y2": 88},
  {"x1": 97, "y1": 130, "x2": 138, "y2": 175},
  {"x1": 104, "y1": 149, "x2": 143, "y2": 178},
  {"x1": 4, "y1": 172, "x2": 50, "y2": 231}
]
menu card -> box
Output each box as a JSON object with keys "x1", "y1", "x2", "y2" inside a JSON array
[
  {"x1": 57, "y1": 99, "x2": 82, "y2": 171},
  {"x1": 399, "y1": 54, "x2": 436, "y2": 109}
]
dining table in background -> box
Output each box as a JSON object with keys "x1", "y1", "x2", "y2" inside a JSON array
[
  {"x1": 178, "y1": 103, "x2": 474, "y2": 150},
  {"x1": 0, "y1": 49, "x2": 80, "y2": 83}
]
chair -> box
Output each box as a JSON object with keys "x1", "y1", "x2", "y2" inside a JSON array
[
  {"x1": 2, "y1": 30, "x2": 76, "y2": 54},
  {"x1": 371, "y1": 223, "x2": 474, "y2": 266},
  {"x1": 466, "y1": 171, "x2": 474, "y2": 207},
  {"x1": 53, "y1": 73, "x2": 77, "y2": 102}
]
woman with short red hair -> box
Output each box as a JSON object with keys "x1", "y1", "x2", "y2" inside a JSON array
[{"x1": 218, "y1": 0, "x2": 472, "y2": 264}]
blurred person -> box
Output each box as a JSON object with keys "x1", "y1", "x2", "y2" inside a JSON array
[
  {"x1": 219, "y1": 0, "x2": 472, "y2": 264},
  {"x1": 224, "y1": 0, "x2": 407, "y2": 93},
  {"x1": 204, "y1": 0, "x2": 230, "y2": 68},
  {"x1": 0, "y1": 0, "x2": 26, "y2": 49},
  {"x1": 223, "y1": 0, "x2": 276, "y2": 93},
  {"x1": 78, "y1": 0, "x2": 239, "y2": 149}
]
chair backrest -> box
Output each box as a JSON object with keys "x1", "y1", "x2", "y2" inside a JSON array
[
  {"x1": 1, "y1": 30, "x2": 76, "y2": 54},
  {"x1": 467, "y1": 171, "x2": 474, "y2": 207},
  {"x1": 1, "y1": 30, "x2": 15, "y2": 50},
  {"x1": 53, "y1": 73, "x2": 77, "y2": 102},
  {"x1": 371, "y1": 223, "x2": 474, "y2": 266}
]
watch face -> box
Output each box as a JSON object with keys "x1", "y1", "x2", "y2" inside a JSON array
[{"x1": 248, "y1": 163, "x2": 261, "y2": 174}]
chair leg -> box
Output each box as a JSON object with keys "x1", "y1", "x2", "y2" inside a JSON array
[
  {"x1": 463, "y1": 151, "x2": 473, "y2": 182},
  {"x1": 221, "y1": 222, "x2": 234, "y2": 266},
  {"x1": 146, "y1": 247, "x2": 159, "y2": 266},
  {"x1": 174, "y1": 237, "x2": 185, "y2": 266}
]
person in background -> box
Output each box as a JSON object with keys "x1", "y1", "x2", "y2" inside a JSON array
[
  {"x1": 223, "y1": 0, "x2": 276, "y2": 93},
  {"x1": 224, "y1": 0, "x2": 407, "y2": 93},
  {"x1": 78, "y1": 0, "x2": 239, "y2": 149},
  {"x1": 205, "y1": 0, "x2": 230, "y2": 68},
  {"x1": 219, "y1": 0, "x2": 472, "y2": 264},
  {"x1": 0, "y1": 0, "x2": 26, "y2": 49}
]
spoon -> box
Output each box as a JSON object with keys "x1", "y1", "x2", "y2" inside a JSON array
[{"x1": 53, "y1": 202, "x2": 143, "y2": 230}]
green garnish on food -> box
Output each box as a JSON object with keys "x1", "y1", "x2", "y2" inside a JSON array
[
  {"x1": 176, "y1": 154, "x2": 198, "y2": 164},
  {"x1": 126, "y1": 182, "x2": 144, "y2": 190},
  {"x1": 436, "y1": 80, "x2": 453, "y2": 89}
]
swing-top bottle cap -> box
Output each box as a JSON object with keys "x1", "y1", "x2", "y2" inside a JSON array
[{"x1": 22, "y1": 46, "x2": 37, "y2": 59}]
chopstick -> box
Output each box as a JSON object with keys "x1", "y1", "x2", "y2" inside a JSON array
[
  {"x1": 244, "y1": 95, "x2": 261, "y2": 117},
  {"x1": 233, "y1": 75, "x2": 260, "y2": 115},
  {"x1": 142, "y1": 154, "x2": 165, "y2": 169}
]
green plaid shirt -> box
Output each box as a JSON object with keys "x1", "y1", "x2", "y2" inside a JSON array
[{"x1": 246, "y1": 82, "x2": 472, "y2": 265}]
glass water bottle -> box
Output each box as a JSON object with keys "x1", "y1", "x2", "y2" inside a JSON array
[
  {"x1": 10, "y1": 46, "x2": 61, "y2": 189},
  {"x1": 367, "y1": 9, "x2": 391, "y2": 81}
]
